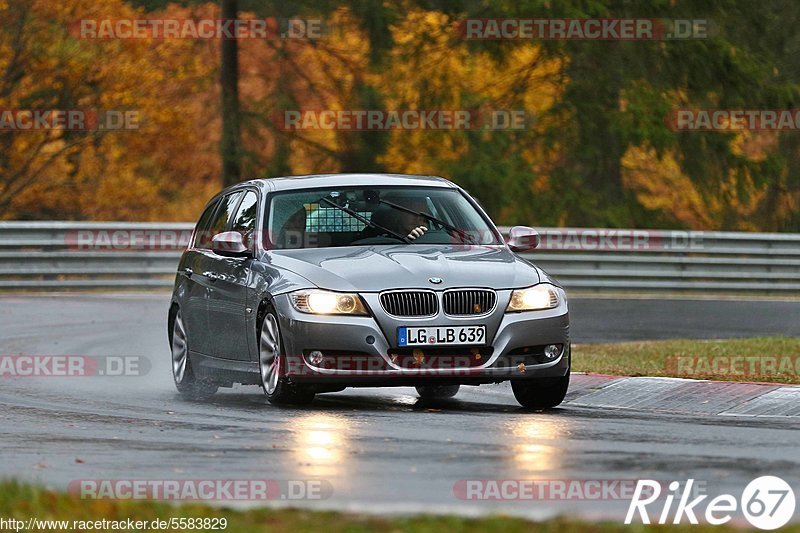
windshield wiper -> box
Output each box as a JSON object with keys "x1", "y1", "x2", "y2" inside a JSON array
[
  {"x1": 318, "y1": 197, "x2": 412, "y2": 244},
  {"x1": 377, "y1": 199, "x2": 479, "y2": 245}
]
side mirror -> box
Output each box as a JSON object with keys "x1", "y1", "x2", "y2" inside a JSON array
[
  {"x1": 506, "y1": 226, "x2": 540, "y2": 252},
  {"x1": 211, "y1": 231, "x2": 251, "y2": 257}
]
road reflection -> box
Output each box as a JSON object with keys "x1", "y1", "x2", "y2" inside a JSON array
[
  {"x1": 291, "y1": 413, "x2": 351, "y2": 479},
  {"x1": 505, "y1": 416, "x2": 567, "y2": 473}
]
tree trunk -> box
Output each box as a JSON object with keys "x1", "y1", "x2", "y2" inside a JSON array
[{"x1": 220, "y1": 0, "x2": 241, "y2": 186}]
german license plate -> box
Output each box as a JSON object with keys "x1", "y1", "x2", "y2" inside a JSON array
[{"x1": 397, "y1": 325, "x2": 486, "y2": 347}]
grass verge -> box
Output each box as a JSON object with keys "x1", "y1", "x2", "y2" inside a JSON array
[
  {"x1": 572, "y1": 336, "x2": 800, "y2": 384},
  {"x1": 1, "y1": 481, "x2": 794, "y2": 532}
]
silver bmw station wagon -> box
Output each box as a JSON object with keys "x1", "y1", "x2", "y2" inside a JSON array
[{"x1": 169, "y1": 174, "x2": 570, "y2": 409}]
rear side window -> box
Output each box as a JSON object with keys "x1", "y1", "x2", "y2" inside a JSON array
[
  {"x1": 230, "y1": 191, "x2": 258, "y2": 250},
  {"x1": 192, "y1": 198, "x2": 221, "y2": 248},
  {"x1": 193, "y1": 192, "x2": 243, "y2": 249},
  {"x1": 208, "y1": 192, "x2": 243, "y2": 237}
]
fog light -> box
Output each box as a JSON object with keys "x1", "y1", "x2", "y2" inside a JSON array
[
  {"x1": 543, "y1": 344, "x2": 561, "y2": 360},
  {"x1": 308, "y1": 350, "x2": 324, "y2": 365}
]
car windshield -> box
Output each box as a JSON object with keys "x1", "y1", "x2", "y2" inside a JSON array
[{"x1": 268, "y1": 186, "x2": 500, "y2": 249}]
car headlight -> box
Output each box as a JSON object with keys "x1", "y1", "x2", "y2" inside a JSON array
[
  {"x1": 506, "y1": 284, "x2": 559, "y2": 312},
  {"x1": 290, "y1": 290, "x2": 369, "y2": 315}
]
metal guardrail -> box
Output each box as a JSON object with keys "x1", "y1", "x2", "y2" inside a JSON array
[{"x1": 1, "y1": 221, "x2": 800, "y2": 292}]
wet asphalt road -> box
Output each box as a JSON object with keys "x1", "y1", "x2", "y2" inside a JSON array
[
  {"x1": 0, "y1": 293, "x2": 798, "y2": 522},
  {"x1": 571, "y1": 296, "x2": 800, "y2": 342}
]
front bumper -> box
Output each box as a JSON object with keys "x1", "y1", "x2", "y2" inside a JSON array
[{"x1": 273, "y1": 289, "x2": 570, "y2": 386}]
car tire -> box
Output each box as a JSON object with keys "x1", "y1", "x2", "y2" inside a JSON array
[
  {"x1": 511, "y1": 375, "x2": 569, "y2": 410},
  {"x1": 415, "y1": 384, "x2": 460, "y2": 399},
  {"x1": 170, "y1": 309, "x2": 218, "y2": 400},
  {"x1": 258, "y1": 307, "x2": 315, "y2": 406}
]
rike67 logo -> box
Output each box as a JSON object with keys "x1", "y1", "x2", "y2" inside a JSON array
[{"x1": 626, "y1": 476, "x2": 796, "y2": 530}]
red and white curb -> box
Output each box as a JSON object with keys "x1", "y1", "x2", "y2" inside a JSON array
[{"x1": 565, "y1": 374, "x2": 800, "y2": 417}]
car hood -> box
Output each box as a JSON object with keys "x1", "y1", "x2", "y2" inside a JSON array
[{"x1": 267, "y1": 245, "x2": 540, "y2": 292}]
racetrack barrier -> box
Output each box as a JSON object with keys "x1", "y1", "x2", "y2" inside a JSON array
[{"x1": 1, "y1": 221, "x2": 798, "y2": 292}]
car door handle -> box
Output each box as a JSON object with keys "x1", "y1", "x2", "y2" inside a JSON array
[
  {"x1": 204, "y1": 271, "x2": 221, "y2": 281},
  {"x1": 183, "y1": 267, "x2": 193, "y2": 278}
]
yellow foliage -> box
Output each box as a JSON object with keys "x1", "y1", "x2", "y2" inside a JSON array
[
  {"x1": 0, "y1": 1, "x2": 792, "y2": 232},
  {"x1": 621, "y1": 145, "x2": 714, "y2": 229},
  {"x1": 621, "y1": 144, "x2": 781, "y2": 231},
  {"x1": 1, "y1": 0, "x2": 218, "y2": 220},
  {"x1": 378, "y1": 10, "x2": 565, "y2": 174}
]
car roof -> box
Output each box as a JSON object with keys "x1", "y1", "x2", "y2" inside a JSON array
[{"x1": 233, "y1": 173, "x2": 457, "y2": 193}]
